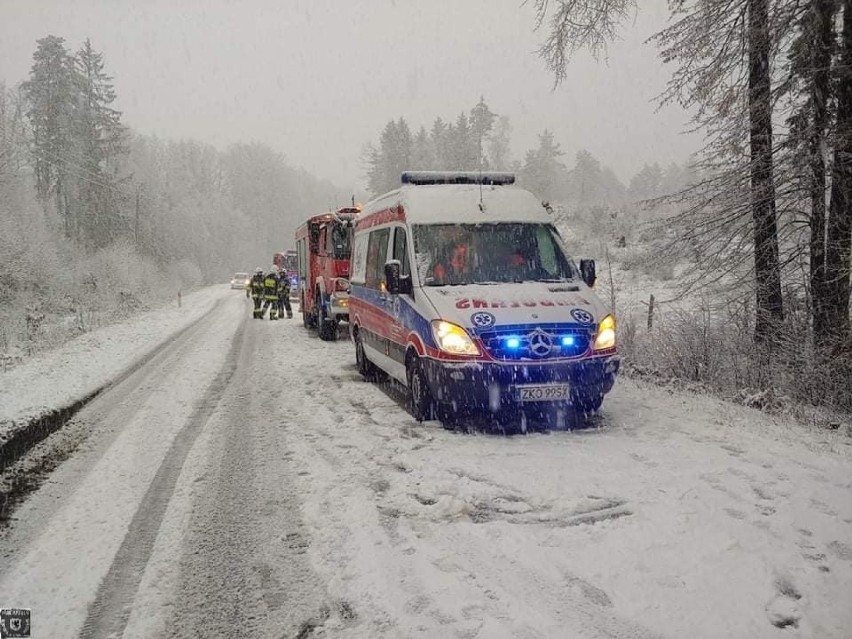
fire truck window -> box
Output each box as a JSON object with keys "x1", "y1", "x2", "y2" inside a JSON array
[
  {"x1": 318, "y1": 225, "x2": 329, "y2": 257},
  {"x1": 393, "y1": 227, "x2": 410, "y2": 278},
  {"x1": 366, "y1": 228, "x2": 390, "y2": 290},
  {"x1": 309, "y1": 224, "x2": 320, "y2": 252},
  {"x1": 297, "y1": 239, "x2": 306, "y2": 278},
  {"x1": 331, "y1": 223, "x2": 352, "y2": 260}
]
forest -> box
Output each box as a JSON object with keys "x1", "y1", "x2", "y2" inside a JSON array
[{"x1": 3, "y1": 0, "x2": 852, "y2": 418}]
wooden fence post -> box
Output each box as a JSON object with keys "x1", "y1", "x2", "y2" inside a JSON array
[{"x1": 647, "y1": 294, "x2": 655, "y2": 329}]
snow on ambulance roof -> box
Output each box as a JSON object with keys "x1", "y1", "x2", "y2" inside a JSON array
[{"x1": 360, "y1": 181, "x2": 551, "y2": 227}]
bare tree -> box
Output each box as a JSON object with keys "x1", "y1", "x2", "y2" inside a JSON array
[
  {"x1": 531, "y1": 0, "x2": 637, "y2": 85},
  {"x1": 748, "y1": 0, "x2": 785, "y2": 341},
  {"x1": 825, "y1": 0, "x2": 852, "y2": 340}
]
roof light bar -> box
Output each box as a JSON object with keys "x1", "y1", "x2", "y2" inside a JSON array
[{"x1": 400, "y1": 171, "x2": 515, "y2": 186}]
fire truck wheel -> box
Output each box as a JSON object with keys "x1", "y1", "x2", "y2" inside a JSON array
[
  {"x1": 301, "y1": 295, "x2": 315, "y2": 329},
  {"x1": 318, "y1": 301, "x2": 337, "y2": 341},
  {"x1": 407, "y1": 357, "x2": 435, "y2": 423}
]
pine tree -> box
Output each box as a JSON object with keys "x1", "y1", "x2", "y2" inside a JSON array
[
  {"x1": 74, "y1": 38, "x2": 128, "y2": 248},
  {"x1": 410, "y1": 126, "x2": 435, "y2": 171},
  {"x1": 22, "y1": 35, "x2": 77, "y2": 237},
  {"x1": 365, "y1": 118, "x2": 412, "y2": 196},
  {"x1": 519, "y1": 130, "x2": 567, "y2": 202},
  {"x1": 449, "y1": 112, "x2": 475, "y2": 170},
  {"x1": 470, "y1": 97, "x2": 497, "y2": 169},
  {"x1": 629, "y1": 163, "x2": 664, "y2": 202},
  {"x1": 430, "y1": 117, "x2": 451, "y2": 169},
  {"x1": 487, "y1": 116, "x2": 513, "y2": 171}
]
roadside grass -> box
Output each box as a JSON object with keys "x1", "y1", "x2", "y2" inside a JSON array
[{"x1": 559, "y1": 203, "x2": 852, "y2": 433}]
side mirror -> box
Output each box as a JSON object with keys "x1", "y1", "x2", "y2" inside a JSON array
[
  {"x1": 384, "y1": 260, "x2": 412, "y2": 296},
  {"x1": 385, "y1": 260, "x2": 401, "y2": 295},
  {"x1": 579, "y1": 259, "x2": 596, "y2": 288}
]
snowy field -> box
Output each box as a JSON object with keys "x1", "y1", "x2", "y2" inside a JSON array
[{"x1": 0, "y1": 286, "x2": 850, "y2": 638}]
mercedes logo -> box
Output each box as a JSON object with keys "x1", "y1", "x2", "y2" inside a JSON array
[{"x1": 527, "y1": 330, "x2": 553, "y2": 357}]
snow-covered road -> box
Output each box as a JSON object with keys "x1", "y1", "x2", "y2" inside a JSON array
[{"x1": 1, "y1": 287, "x2": 850, "y2": 638}]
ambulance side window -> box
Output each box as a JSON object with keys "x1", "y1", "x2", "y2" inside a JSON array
[
  {"x1": 392, "y1": 227, "x2": 410, "y2": 278},
  {"x1": 365, "y1": 228, "x2": 390, "y2": 290},
  {"x1": 351, "y1": 233, "x2": 369, "y2": 284}
]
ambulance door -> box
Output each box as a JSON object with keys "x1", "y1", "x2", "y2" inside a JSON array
[{"x1": 386, "y1": 226, "x2": 412, "y2": 366}]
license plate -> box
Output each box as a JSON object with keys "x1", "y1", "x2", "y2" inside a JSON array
[{"x1": 516, "y1": 384, "x2": 570, "y2": 402}]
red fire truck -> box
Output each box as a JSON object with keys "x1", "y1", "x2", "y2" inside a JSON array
[{"x1": 294, "y1": 207, "x2": 358, "y2": 340}]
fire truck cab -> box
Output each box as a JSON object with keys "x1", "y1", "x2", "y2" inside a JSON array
[{"x1": 295, "y1": 207, "x2": 358, "y2": 340}]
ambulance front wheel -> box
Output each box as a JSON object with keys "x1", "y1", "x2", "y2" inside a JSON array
[
  {"x1": 407, "y1": 357, "x2": 435, "y2": 423},
  {"x1": 573, "y1": 393, "x2": 603, "y2": 415}
]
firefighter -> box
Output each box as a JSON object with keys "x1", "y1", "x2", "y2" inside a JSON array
[
  {"x1": 277, "y1": 268, "x2": 293, "y2": 319},
  {"x1": 262, "y1": 267, "x2": 280, "y2": 320},
  {"x1": 249, "y1": 267, "x2": 265, "y2": 319}
]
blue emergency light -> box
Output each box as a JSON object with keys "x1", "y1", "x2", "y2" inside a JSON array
[
  {"x1": 401, "y1": 171, "x2": 515, "y2": 186},
  {"x1": 505, "y1": 336, "x2": 521, "y2": 349},
  {"x1": 561, "y1": 336, "x2": 575, "y2": 347}
]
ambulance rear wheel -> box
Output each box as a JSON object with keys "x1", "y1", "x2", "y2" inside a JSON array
[
  {"x1": 355, "y1": 329, "x2": 382, "y2": 381},
  {"x1": 407, "y1": 357, "x2": 435, "y2": 423}
]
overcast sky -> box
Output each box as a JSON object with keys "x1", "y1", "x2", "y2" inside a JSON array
[{"x1": 2, "y1": 0, "x2": 700, "y2": 194}]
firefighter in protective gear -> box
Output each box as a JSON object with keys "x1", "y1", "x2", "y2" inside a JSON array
[
  {"x1": 249, "y1": 267, "x2": 265, "y2": 318},
  {"x1": 262, "y1": 268, "x2": 280, "y2": 320},
  {"x1": 277, "y1": 269, "x2": 293, "y2": 319}
]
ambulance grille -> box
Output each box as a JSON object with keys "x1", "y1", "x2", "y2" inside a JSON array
[{"x1": 478, "y1": 327, "x2": 591, "y2": 361}]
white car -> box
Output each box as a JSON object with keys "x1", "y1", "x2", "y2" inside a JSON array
[{"x1": 230, "y1": 272, "x2": 249, "y2": 290}]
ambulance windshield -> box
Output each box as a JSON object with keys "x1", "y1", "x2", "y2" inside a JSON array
[{"x1": 413, "y1": 223, "x2": 577, "y2": 286}]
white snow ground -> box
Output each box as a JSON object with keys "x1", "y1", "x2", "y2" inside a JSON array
[
  {"x1": 0, "y1": 285, "x2": 850, "y2": 638},
  {"x1": 0, "y1": 286, "x2": 226, "y2": 440}
]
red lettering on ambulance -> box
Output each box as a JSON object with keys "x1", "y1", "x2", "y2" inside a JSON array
[
  {"x1": 456, "y1": 298, "x2": 470, "y2": 309},
  {"x1": 472, "y1": 299, "x2": 489, "y2": 308}
]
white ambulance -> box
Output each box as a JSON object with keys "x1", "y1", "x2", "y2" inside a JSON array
[{"x1": 348, "y1": 171, "x2": 619, "y2": 430}]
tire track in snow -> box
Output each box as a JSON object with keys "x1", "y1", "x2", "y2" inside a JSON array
[
  {"x1": 167, "y1": 318, "x2": 332, "y2": 638},
  {"x1": 78, "y1": 313, "x2": 248, "y2": 639},
  {"x1": 0, "y1": 298, "x2": 227, "y2": 527}
]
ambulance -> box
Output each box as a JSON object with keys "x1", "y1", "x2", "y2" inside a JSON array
[{"x1": 348, "y1": 171, "x2": 620, "y2": 430}]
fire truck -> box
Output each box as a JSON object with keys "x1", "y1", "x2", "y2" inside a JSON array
[
  {"x1": 294, "y1": 207, "x2": 358, "y2": 340},
  {"x1": 273, "y1": 250, "x2": 299, "y2": 300}
]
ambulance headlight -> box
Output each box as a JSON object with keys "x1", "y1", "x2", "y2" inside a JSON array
[
  {"x1": 431, "y1": 320, "x2": 480, "y2": 356},
  {"x1": 593, "y1": 314, "x2": 616, "y2": 351}
]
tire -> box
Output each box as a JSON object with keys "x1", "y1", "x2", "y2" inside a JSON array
[
  {"x1": 355, "y1": 329, "x2": 382, "y2": 381},
  {"x1": 301, "y1": 293, "x2": 315, "y2": 329},
  {"x1": 436, "y1": 402, "x2": 461, "y2": 431},
  {"x1": 574, "y1": 394, "x2": 603, "y2": 415},
  {"x1": 317, "y1": 294, "x2": 337, "y2": 341},
  {"x1": 407, "y1": 357, "x2": 435, "y2": 423}
]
